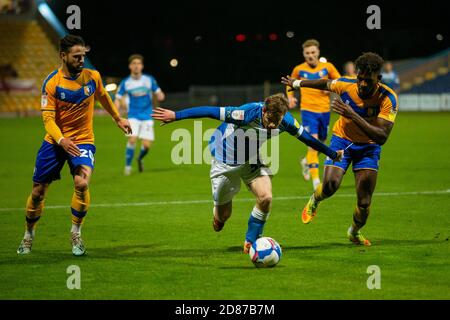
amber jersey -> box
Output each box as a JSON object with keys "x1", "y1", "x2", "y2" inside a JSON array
[
  {"x1": 41, "y1": 68, "x2": 106, "y2": 145},
  {"x1": 288, "y1": 61, "x2": 341, "y2": 113},
  {"x1": 329, "y1": 77, "x2": 398, "y2": 144}
]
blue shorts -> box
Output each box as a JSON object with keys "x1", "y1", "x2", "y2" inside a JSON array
[
  {"x1": 324, "y1": 135, "x2": 381, "y2": 172},
  {"x1": 300, "y1": 110, "x2": 330, "y2": 141},
  {"x1": 32, "y1": 141, "x2": 96, "y2": 184}
]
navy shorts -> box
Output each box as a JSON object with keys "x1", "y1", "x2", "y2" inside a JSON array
[
  {"x1": 32, "y1": 141, "x2": 96, "y2": 184},
  {"x1": 324, "y1": 135, "x2": 381, "y2": 172},
  {"x1": 300, "y1": 110, "x2": 330, "y2": 141}
]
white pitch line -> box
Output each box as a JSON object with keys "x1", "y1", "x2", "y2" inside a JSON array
[{"x1": 0, "y1": 189, "x2": 449, "y2": 212}]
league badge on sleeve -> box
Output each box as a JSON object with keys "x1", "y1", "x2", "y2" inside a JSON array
[
  {"x1": 41, "y1": 93, "x2": 48, "y2": 108},
  {"x1": 231, "y1": 110, "x2": 245, "y2": 120}
]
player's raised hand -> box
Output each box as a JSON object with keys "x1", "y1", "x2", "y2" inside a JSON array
[
  {"x1": 151, "y1": 107, "x2": 176, "y2": 125},
  {"x1": 281, "y1": 75, "x2": 297, "y2": 91},
  {"x1": 116, "y1": 118, "x2": 132, "y2": 135},
  {"x1": 331, "y1": 99, "x2": 356, "y2": 119},
  {"x1": 59, "y1": 138, "x2": 81, "y2": 157}
]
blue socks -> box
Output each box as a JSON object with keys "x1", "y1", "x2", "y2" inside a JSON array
[
  {"x1": 126, "y1": 143, "x2": 149, "y2": 167},
  {"x1": 138, "y1": 147, "x2": 149, "y2": 161},
  {"x1": 126, "y1": 143, "x2": 135, "y2": 166},
  {"x1": 245, "y1": 206, "x2": 270, "y2": 243}
]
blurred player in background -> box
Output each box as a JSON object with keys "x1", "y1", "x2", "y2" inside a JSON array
[
  {"x1": 282, "y1": 52, "x2": 398, "y2": 246},
  {"x1": 381, "y1": 61, "x2": 400, "y2": 94},
  {"x1": 287, "y1": 39, "x2": 341, "y2": 190},
  {"x1": 115, "y1": 54, "x2": 165, "y2": 175},
  {"x1": 343, "y1": 61, "x2": 357, "y2": 78},
  {"x1": 152, "y1": 94, "x2": 343, "y2": 253},
  {"x1": 17, "y1": 35, "x2": 132, "y2": 256}
]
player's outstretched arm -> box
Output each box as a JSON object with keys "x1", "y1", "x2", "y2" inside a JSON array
[
  {"x1": 152, "y1": 106, "x2": 221, "y2": 125},
  {"x1": 282, "y1": 112, "x2": 343, "y2": 162},
  {"x1": 281, "y1": 75, "x2": 331, "y2": 92},
  {"x1": 297, "y1": 128, "x2": 343, "y2": 162}
]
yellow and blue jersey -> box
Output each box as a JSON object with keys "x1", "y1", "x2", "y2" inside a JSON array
[
  {"x1": 329, "y1": 77, "x2": 398, "y2": 144},
  {"x1": 41, "y1": 68, "x2": 107, "y2": 145},
  {"x1": 288, "y1": 61, "x2": 341, "y2": 113}
]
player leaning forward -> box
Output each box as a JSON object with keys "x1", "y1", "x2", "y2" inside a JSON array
[
  {"x1": 152, "y1": 94, "x2": 343, "y2": 253},
  {"x1": 17, "y1": 35, "x2": 132, "y2": 256},
  {"x1": 282, "y1": 52, "x2": 398, "y2": 246}
]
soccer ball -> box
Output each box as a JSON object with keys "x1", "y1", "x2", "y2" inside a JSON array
[{"x1": 249, "y1": 237, "x2": 282, "y2": 268}]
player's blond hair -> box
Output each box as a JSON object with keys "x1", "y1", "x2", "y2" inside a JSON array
[
  {"x1": 302, "y1": 39, "x2": 320, "y2": 49},
  {"x1": 264, "y1": 93, "x2": 289, "y2": 114}
]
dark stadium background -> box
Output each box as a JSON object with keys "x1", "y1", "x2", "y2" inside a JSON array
[{"x1": 46, "y1": 0, "x2": 449, "y2": 92}]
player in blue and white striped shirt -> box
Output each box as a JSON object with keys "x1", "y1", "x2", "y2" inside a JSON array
[
  {"x1": 115, "y1": 54, "x2": 165, "y2": 175},
  {"x1": 152, "y1": 94, "x2": 343, "y2": 253}
]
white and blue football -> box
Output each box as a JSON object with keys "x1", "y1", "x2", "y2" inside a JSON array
[{"x1": 249, "y1": 237, "x2": 282, "y2": 268}]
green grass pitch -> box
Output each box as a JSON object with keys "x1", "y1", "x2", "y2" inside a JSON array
[{"x1": 0, "y1": 111, "x2": 449, "y2": 299}]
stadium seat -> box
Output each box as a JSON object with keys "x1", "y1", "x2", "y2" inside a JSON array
[{"x1": 0, "y1": 19, "x2": 59, "y2": 114}]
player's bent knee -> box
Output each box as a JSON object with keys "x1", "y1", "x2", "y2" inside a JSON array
[
  {"x1": 31, "y1": 183, "x2": 47, "y2": 202},
  {"x1": 323, "y1": 178, "x2": 340, "y2": 195},
  {"x1": 128, "y1": 137, "x2": 138, "y2": 145},
  {"x1": 357, "y1": 199, "x2": 372, "y2": 209},
  {"x1": 74, "y1": 177, "x2": 89, "y2": 191},
  {"x1": 142, "y1": 140, "x2": 152, "y2": 149},
  {"x1": 31, "y1": 189, "x2": 45, "y2": 202},
  {"x1": 257, "y1": 194, "x2": 272, "y2": 210}
]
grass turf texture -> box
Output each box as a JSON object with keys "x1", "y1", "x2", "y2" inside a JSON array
[{"x1": 0, "y1": 111, "x2": 449, "y2": 299}]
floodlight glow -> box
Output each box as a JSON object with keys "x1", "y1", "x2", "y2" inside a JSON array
[{"x1": 105, "y1": 83, "x2": 117, "y2": 92}]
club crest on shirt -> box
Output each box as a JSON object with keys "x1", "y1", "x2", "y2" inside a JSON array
[{"x1": 84, "y1": 85, "x2": 92, "y2": 96}]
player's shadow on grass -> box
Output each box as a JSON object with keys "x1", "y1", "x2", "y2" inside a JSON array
[
  {"x1": 4, "y1": 239, "x2": 446, "y2": 266},
  {"x1": 225, "y1": 243, "x2": 349, "y2": 253},
  {"x1": 226, "y1": 238, "x2": 448, "y2": 253},
  {"x1": 218, "y1": 265, "x2": 286, "y2": 269},
  {"x1": 87, "y1": 244, "x2": 222, "y2": 262}
]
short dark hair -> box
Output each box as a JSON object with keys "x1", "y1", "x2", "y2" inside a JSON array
[
  {"x1": 59, "y1": 34, "x2": 85, "y2": 53},
  {"x1": 264, "y1": 93, "x2": 289, "y2": 114},
  {"x1": 128, "y1": 54, "x2": 144, "y2": 64},
  {"x1": 355, "y1": 52, "x2": 384, "y2": 74}
]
